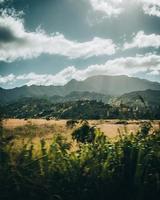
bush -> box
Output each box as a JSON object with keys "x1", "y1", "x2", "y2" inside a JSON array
[{"x1": 72, "y1": 122, "x2": 96, "y2": 143}]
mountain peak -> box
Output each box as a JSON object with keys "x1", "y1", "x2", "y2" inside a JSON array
[{"x1": 66, "y1": 79, "x2": 79, "y2": 85}]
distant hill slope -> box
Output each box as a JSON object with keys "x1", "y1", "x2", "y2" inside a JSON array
[
  {"x1": 1, "y1": 75, "x2": 160, "y2": 104},
  {"x1": 2, "y1": 93, "x2": 160, "y2": 119},
  {"x1": 0, "y1": 98, "x2": 112, "y2": 119},
  {"x1": 61, "y1": 91, "x2": 110, "y2": 103},
  {"x1": 40, "y1": 91, "x2": 110, "y2": 104},
  {"x1": 113, "y1": 89, "x2": 160, "y2": 107},
  {"x1": 0, "y1": 90, "x2": 111, "y2": 105}
]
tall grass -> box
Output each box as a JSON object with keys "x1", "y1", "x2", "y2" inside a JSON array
[{"x1": 0, "y1": 120, "x2": 159, "y2": 200}]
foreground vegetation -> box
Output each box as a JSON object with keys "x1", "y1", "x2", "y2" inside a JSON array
[{"x1": 0, "y1": 120, "x2": 160, "y2": 200}]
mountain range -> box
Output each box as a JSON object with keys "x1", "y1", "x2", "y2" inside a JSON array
[{"x1": 1, "y1": 75, "x2": 160, "y2": 104}]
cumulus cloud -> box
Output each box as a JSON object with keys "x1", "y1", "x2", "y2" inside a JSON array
[
  {"x1": 88, "y1": 0, "x2": 160, "y2": 17},
  {"x1": 124, "y1": 31, "x2": 160, "y2": 49},
  {"x1": 0, "y1": 11, "x2": 116, "y2": 62},
  {"x1": 142, "y1": 0, "x2": 160, "y2": 17},
  {"x1": 88, "y1": 0, "x2": 123, "y2": 17},
  {"x1": 1, "y1": 54, "x2": 160, "y2": 87}
]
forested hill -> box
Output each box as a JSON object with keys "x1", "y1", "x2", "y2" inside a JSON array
[
  {"x1": 1, "y1": 94, "x2": 160, "y2": 119},
  {"x1": 113, "y1": 89, "x2": 160, "y2": 107}
]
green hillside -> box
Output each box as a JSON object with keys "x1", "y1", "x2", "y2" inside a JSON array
[{"x1": 114, "y1": 89, "x2": 160, "y2": 107}]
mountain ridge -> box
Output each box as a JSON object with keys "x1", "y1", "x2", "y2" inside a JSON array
[{"x1": 1, "y1": 75, "x2": 160, "y2": 104}]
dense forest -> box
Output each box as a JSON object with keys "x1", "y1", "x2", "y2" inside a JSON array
[
  {"x1": 0, "y1": 120, "x2": 159, "y2": 200},
  {"x1": 1, "y1": 97, "x2": 160, "y2": 120}
]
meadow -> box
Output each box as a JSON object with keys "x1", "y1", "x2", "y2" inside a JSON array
[{"x1": 3, "y1": 118, "x2": 160, "y2": 139}]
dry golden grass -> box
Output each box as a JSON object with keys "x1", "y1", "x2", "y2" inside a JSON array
[
  {"x1": 3, "y1": 119, "x2": 160, "y2": 138},
  {"x1": 2, "y1": 118, "x2": 160, "y2": 152},
  {"x1": 3, "y1": 119, "x2": 70, "y2": 150},
  {"x1": 3, "y1": 118, "x2": 66, "y2": 129}
]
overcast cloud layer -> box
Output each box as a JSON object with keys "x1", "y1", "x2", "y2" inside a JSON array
[{"x1": 0, "y1": 0, "x2": 160, "y2": 88}]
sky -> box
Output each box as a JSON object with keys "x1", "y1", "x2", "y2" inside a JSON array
[{"x1": 0, "y1": 0, "x2": 160, "y2": 88}]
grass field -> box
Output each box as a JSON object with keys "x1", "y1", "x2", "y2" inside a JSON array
[
  {"x1": 2, "y1": 118, "x2": 160, "y2": 150},
  {"x1": 3, "y1": 118, "x2": 160, "y2": 138}
]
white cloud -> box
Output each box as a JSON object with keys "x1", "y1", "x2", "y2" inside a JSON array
[
  {"x1": 124, "y1": 31, "x2": 160, "y2": 49},
  {"x1": 142, "y1": 0, "x2": 160, "y2": 17},
  {"x1": 1, "y1": 54, "x2": 160, "y2": 86},
  {"x1": 0, "y1": 11, "x2": 116, "y2": 62},
  {"x1": 0, "y1": 74, "x2": 15, "y2": 84},
  {"x1": 88, "y1": 0, "x2": 160, "y2": 17},
  {"x1": 88, "y1": 0, "x2": 123, "y2": 17}
]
